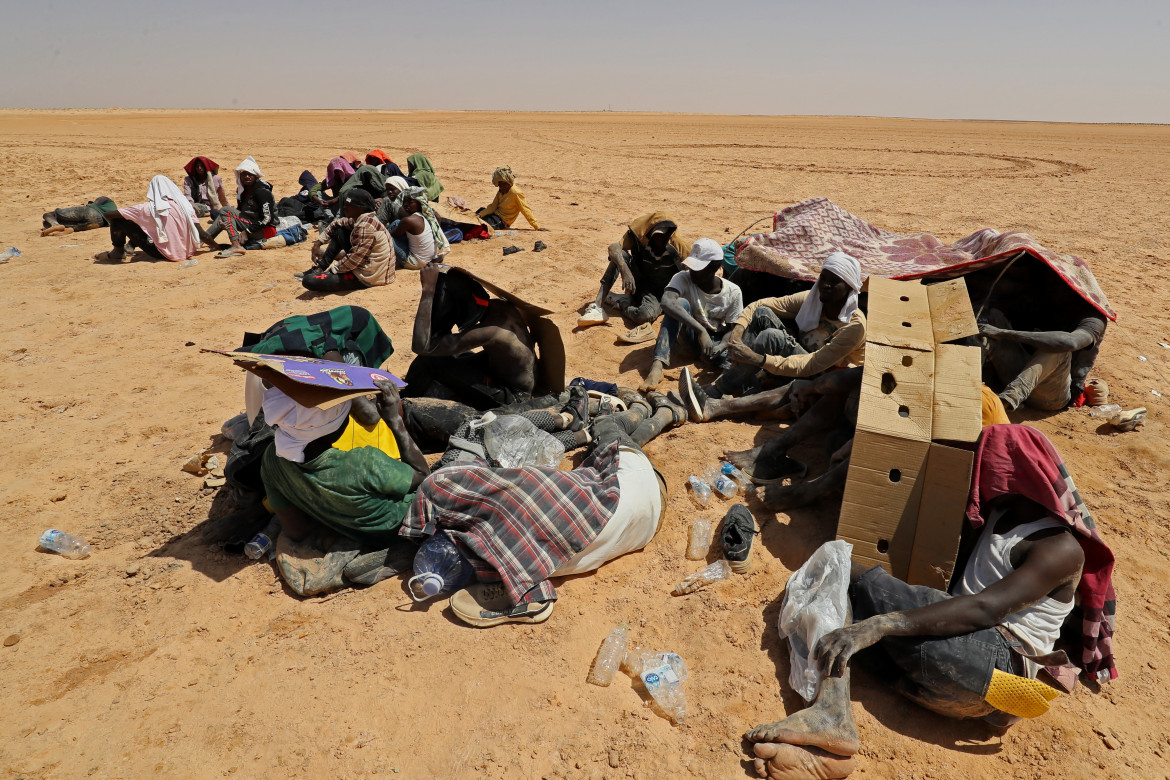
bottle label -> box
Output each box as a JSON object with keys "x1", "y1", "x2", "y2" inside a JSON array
[{"x1": 642, "y1": 663, "x2": 679, "y2": 688}]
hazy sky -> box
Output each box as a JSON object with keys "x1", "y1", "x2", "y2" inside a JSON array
[{"x1": 5, "y1": 0, "x2": 1168, "y2": 122}]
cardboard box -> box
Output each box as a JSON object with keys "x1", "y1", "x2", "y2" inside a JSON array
[{"x1": 836, "y1": 277, "x2": 982, "y2": 590}]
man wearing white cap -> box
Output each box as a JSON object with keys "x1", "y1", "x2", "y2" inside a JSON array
[{"x1": 639, "y1": 237, "x2": 743, "y2": 391}]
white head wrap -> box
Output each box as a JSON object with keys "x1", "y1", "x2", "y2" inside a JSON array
[
  {"x1": 144, "y1": 175, "x2": 198, "y2": 245},
  {"x1": 261, "y1": 387, "x2": 352, "y2": 464},
  {"x1": 795, "y1": 251, "x2": 863, "y2": 333},
  {"x1": 385, "y1": 175, "x2": 409, "y2": 193},
  {"x1": 235, "y1": 156, "x2": 265, "y2": 198}
]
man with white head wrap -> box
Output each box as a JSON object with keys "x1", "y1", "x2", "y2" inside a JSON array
[
  {"x1": 99, "y1": 175, "x2": 206, "y2": 262},
  {"x1": 205, "y1": 156, "x2": 278, "y2": 257}
]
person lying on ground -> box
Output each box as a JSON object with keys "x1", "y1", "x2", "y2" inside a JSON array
[
  {"x1": 744, "y1": 424, "x2": 1115, "y2": 780},
  {"x1": 182, "y1": 156, "x2": 228, "y2": 219},
  {"x1": 388, "y1": 186, "x2": 449, "y2": 270},
  {"x1": 973, "y1": 263, "x2": 1107, "y2": 412},
  {"x1": 477, "y1": 166, "x2": 545, "y2": 231},
  {"x1": 640, "y1": 238, "x2": 744, "y2": 391},
  {"x1": 260, "y1": 380, "x2": 429, "y2": 549},
  {"x1": 400, "y1": 391, "x2": 675, "y2": 627},
  {"x1": 578, "y1": 212, "x2": 692, "y2": 337},
  {"x1": 277, "y1": 171, "x2": 330, "y2": 224},
  {"x1": 301, "y1": 189, "x2": 395, "y2": 292},
  {"x1": 42, "y1": 196, "x2": 119, "y2": 235},
  {"x1": 703, "y1": 251, "x2": 865, "y2": 399},
  {"x1": 204, "y1": 156, "x2": 277, "y2": 258},
  {"x1": 402, "y1": 264, "x2": 538, "y2": 410},
  {"x1": 96, "y1": 175, "x2": 212, "y2": 263},
  {"x1": 406, "y1": 153, "x2": 444, "y2": 201}
]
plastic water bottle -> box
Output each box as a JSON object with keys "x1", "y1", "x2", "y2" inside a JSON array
[
  {"x1": 408, "y1": 531, "x2": 474, "y2": 601},
  {"x1": 244, "y1": 517, "x2": 280, "y2": 560},
  {"x1": 671, "y1": 559, "x2": 732, "y2": 596},
  {"x1": 721, "y1": 462, "x2": 752, "y2": 491},
  {"x1": 221, "y1": 412, "x2": 249, "y2": 441},
  {"x1": 38, "y1": 530, "x2": 91, "y2": 559},
  {"x1": 483, "y1": 413, "x2": 564, "y2": 468},
  {"x1": 636, "y1": 651, "x2": 689, "y2": 724},
  {"x1": 686, "y1": 518, "x2": 714, "y2": 560},
  {"x1": 1089, "y1": 404, "x2": 1121, "y2": 418},
  {"x1": 687, "y1": 476, "x2": 712, "y2": 508},
  {"x1": 179, "y1": 258, "x2": 198, "y2": 268},
  {"x1": 712, "y1": 473, "x2": 739, "y2": 500},
  {"x1": 0, "y1": 247, "x2": 21, "y2": 261},
  {"x1": 586, "y1": 624, "x2": 630, "y2": 687}
]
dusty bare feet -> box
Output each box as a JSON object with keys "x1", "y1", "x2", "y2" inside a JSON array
[
  {"x1": 749, "y1": 743, "x2": 856, "y2": 780},
  {"x1": 725, "y1": 446, "x2": 763, "y2": 472},
  {"x1": 760, "y1": 481, "x2": 824, "y2": 510},
  {"x1": 638, "y1": 360, "x2": 665, "y2": 392}
]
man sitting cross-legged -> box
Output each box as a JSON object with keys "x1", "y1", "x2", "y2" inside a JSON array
[{"x1": 744, "y1": 424, "x2": 1116, "y2": 779}]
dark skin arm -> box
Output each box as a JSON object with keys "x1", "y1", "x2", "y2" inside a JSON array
[
  {"x1": 391, "y1": 212, "x2": 425, "y2": 238},
  {"x1": 979, "y1": 322, "x2": 1097, "y2": 353},
  {"x1": 374, "y1": 380, "x2": 429, "y2": 490},
  {"x1": 411, "y1": 264, "x2": 510, "y2": 357},
  {"x1": 725, "y1": 323, "x2": 768, "y2": 367},
  {"x1": 815, "y1": 526, "x2": 1084, "y2": 678},
  {"x1": 661, "y1": 288, "x2": 721, "y2": 360},
  {"x1": 322, "y1": 350, "x2": 378, "y2": 425}
]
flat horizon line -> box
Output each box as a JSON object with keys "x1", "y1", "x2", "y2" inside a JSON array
[{"x1": 0, "y1": 107, "x2": 1165, "y2": 127}]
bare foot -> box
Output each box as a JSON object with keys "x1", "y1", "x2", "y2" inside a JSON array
[
  {"x1": 638, "y1": 361, "x2": 665, "y2": 392},
  {"x1": 725, "y1": 446, "x2": 763, "y2": 472},
  {"x1": 750, "y1": 743, "x2": 856, "y2": 780},
  {"x1": 745, "y1": 700, "x2": 859, "y2": 755},
  {"x1": 760, "y1": 481, "x2": 825, "y2": 510}
]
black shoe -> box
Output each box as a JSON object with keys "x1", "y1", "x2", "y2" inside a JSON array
[
  {"x1": 533, "y1": 241, "x2": 548, "y2": 252},
  {"x1": 293, "y1": 267, "x2": 318, "y2": 280},
  {"x1": 560, "y1": 385, "x2": 590, "y2": 431},
  {"x1": 502, "y1": 245, "x2": 524, "y2": 256},
  {"x1": 646, "y1": 391, "x2": 687, "y2": 427},
  {"x1": 721, "y1": 504, "x2": 757, "y2": 574},
  {"x1": 679, "y1": 368, "x2": 710, "y2": 422}
]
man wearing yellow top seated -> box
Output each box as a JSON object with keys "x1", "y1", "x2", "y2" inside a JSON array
[{"x1": 477, "y1": 166, "x2": 546, "y2": 231}]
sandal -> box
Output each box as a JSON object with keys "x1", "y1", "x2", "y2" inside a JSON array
[{"x1": 216, "y1": 247, "x2": 246, "y2": 259}]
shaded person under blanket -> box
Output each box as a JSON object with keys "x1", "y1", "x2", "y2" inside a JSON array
[
  {"x1": 402, "y1": 263, "x2": 538, "y2": 410},
  {"x1": 741, "y1": 425, "x2": 1116, "y2": 780}
]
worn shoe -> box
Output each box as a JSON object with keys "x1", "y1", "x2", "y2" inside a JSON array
[
  {"x1": 679, "y1": 368, "x2": 711, "y2": 422},
  {"x1": 560, "y1": 385, "x2": 590, "y2": 431},
  {"x1": 533, "y1": 241, "x2": 548, "y2": 252},
  {"x1": 617, "y1": 322, "x2": 656, "y2": 344},
  {"x1": 502, "y1": 245, "x2": 525, "y2": 256},
  {"x1": 449, "y1": 582, "x2": 555, "y2": 627},
  {"x1": 721, "y1": 504, "x2": 758, "y2": 574},
  {"x1": 577, "y1": 302, "x2": 608, "y2": 328},
  {"x1": 647, "y1": 391, "x2": 687, "y2": 427}
]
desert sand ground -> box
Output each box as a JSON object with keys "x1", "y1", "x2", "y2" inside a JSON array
[{"x1": 1, "y1": 110, "x2": 1168, "y2": 780}]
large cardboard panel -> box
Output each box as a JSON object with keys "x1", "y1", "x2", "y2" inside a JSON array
[
  {"x1": 925, "y1": 278, "x2": 979, "y2": 344},
  {"x1": 857, "y1": 343, "x2": 935, "y2": 442},
  {"x1": 907, "y1": 443, "x2": 975, "y2": 589},
  {"x1": 865, "y1": 277, "x2": 935, "y2": 352},
  {"x1": 837, "y1": 431, "x2": 931, "y2": 578},
  {"x1": 931, "y1": 344, "x2": 983, "y2": 443}
]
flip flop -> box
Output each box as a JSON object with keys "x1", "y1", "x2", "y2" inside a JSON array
[
  {"x1": 617, "y1": 322, "x2": 656, "y2": 344},
  {"x1": 216, "y1": 248, "x2": 246, "y2": 259},
  {"x1": 741, "y1": 456, "x2": 808, "y2": 485}
]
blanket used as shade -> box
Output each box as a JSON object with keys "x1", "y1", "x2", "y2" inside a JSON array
[{"x1": 735, "y1": 197, "x2": 1115, "y2": 320}]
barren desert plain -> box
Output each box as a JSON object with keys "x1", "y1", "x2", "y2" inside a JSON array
[{"x1": 1, "y1": 110, "x2": 1169, "y2": 779}]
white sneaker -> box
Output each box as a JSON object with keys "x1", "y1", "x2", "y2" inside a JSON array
[{"x1": 577, "y1": 302, "x2": 608, "y2": 328}]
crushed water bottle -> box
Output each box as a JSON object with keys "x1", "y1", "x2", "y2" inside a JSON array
[
  {"x1": 1088, "y1": 404, "x2": 1121, "y2": 418},
  {"x1": 586, "y1": 624, "x2": 630, "y2": 687},
  {"x1": 38, "y1": 530, "x2": 91, "y2": 559},
  {"x1": 0, "y1": 247, "x2": 21, "y2": 262},
  {"x1": 671, "y1": 559, "x2": 732, "y2": 596},
  {"x1": 721, "y1": 462, "x2": 752, "y2": 491},
  {"x1": 408, "y1": 531, "x2": 474, "y2": 601},
  {"x1": 244, "y1": 517, "x2": 280, "y2": 560},
  {"x1": 686, "y1": 518, "x2": 713, "y2": 560},
  {"x1": 179, "y1": 258, "x2": 198, "y2": 268},
  {"x1": 687, "y1": 476, "x2": 712, "y2": 508},
  {"x1": 633, "y1": 650, "x2": 689, "y2": 724},
  {"x1": 482, "y1": 413, "x2": 564, "y2": 468}
]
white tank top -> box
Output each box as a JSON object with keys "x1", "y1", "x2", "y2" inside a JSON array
[
  {"x1": 955, "y1": 510, "x2": 1074, "y2": 667},
  {"x1": 406, "y1": 218, "x2": 436, "y2": 264}
]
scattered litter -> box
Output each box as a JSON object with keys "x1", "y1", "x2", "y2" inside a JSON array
[
  {"x1": 179, "y1": 258, "x2": 198, "y2": 269},
  {"x1": 1138, "y1": 355, "x2": 1147, "y2": 362},
  {"x1": 38, "y1": 529, "x2": 91, "y2": 559},
  {"x1": 625, "y1": 648, "x2": 688, "y2": 723},
  {"x1": 671, "y1": 559, "x2": 731, "y2": 595},
  {"x1": 686, "y1": 518, "x2": 713, "y2": 560},
  {"x1": 780, "y1": 540, "x2": 852, "y2": 701},
  {"x1": 1159, "y1": 343, "x2": 1170, "y2": 349},
  {"x1": 1153, "y1": 390, "x2": 1163, "y2": 398},
  {"x1": 687, "y1": 475, "x2": 712, "y2": 508},
  {"x1": 533, "y1": 241, "x2": 548, "y2": 252},
  {"x1": 586, "y1": 624, "x2": 629, "y2": 686},
  {"x1": 261, "y1": 281, "x2": 278, "y2": 291},
  {"x1": 0, "y1": 247, "x2": 21, "y2": 263},
  {"x1": 502, "y1": 245, "x2": 524, "y2": 256},
  {"x1": 1088, "y1": 404, "x2": 1121, "y2": 418},
  {"x1": 1108, "y1": 407, "x2": 1146, "y2": 432},
  {"x1": 58, "y1": 244, "x2": 84, "y2": 248}
]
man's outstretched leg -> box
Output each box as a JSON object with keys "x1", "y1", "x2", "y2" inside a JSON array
[
  {"x1": 722, "y1": 393, "x2": 847, "y2": 483},
  {"x1": 760, "y1": 456, "x2": 850, "y2": 511},
  {"x1": 745, "y1": 670, "x2": 859, "y2": 779}
]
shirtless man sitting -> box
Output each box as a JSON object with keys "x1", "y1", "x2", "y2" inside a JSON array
[
  {"x1": 402, "y1": 264, "x2": 538, "y2": 411},
  {"x1": 744, "y1": 424, "x2": 1112, "y2": 779}
]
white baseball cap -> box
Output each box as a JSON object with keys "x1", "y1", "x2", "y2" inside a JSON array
[{"x1": 682, "y1": 237, "x2": 724, "y2": 271}]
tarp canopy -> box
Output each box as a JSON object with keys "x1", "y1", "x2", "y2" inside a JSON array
[{"x1": 735, "y1": 197, "x2": 1115, "y2": 321}]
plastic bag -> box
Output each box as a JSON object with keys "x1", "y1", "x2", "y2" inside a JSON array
[
  {"x1": 778, "y1": 540, "x2": 853, "y2": 702},
  {"x1": 482, "y1": 414, "x2": 564, "y2": 469}
]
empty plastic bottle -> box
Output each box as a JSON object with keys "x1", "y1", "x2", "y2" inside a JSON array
[
  {"x1": 686, "y1": 518, "x2": 713, "y2": 560},
  {"x1": 1088, "y1": 404, "x2": 1122, "y2": 418},
  {"x1": 244, "y1": 517, "x2": 280, "y2": 560},
  {"x1": 38, "y1": 530, "x2": 91, "y2": 559},
  {"x1": 721, "y1": 462, "x2": 752, "y2": 491},
  {"x1": 179, "y1": 258, "x2": 198, "y2": 268},
  {"x1": 671, "y1": 559, "x2": 732, "y2": 596},
  {"x1": 408, "y1": 531, "x2": 474, "y2": 601},
  {"x1": 586, "y1": 624, "x2": 630, "y2": 687},
  {"x1": 0, "y1": 247, "x2": 21, "y2": 261},
  {"x1": 636, "y1": 651, "x2": 689, "y2": 724},
  {"x1": 483, "y1": 413, "x2": 564, "y2": 469},
  {"x1": 687, "y1": 476, "x2": 712, "y2": 508},
  {"x1": 712, "y1": 473, "x2": 739, "y2": 500}
]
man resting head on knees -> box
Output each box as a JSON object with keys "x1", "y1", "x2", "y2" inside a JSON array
[{"x1": 303, "y1": 188, "x2": 395, "y2": 292}]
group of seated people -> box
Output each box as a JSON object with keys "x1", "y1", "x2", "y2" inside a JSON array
[
  {"x1": 54, "y1": 151, "x2": 546, "y2": 294},
  {"x1": 189, "y1": 199, "x2": 1114, "y2": 778}
]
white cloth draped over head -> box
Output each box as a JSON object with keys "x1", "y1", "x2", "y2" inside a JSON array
[
  {"x1": 145, "y1": 174, "x2": 199, "y2": 246},
  {"x1": 385, "y1": 175, "x2": 409, "y2": 193},
  {"x1": 261, "y1": 387, "x2": 352, "y2": 464},
  {"x1": 795, "y1": 251, "x2": 863, "y2": 334},
  {"x1": 235, "y1": 156, "x2": 265, "y2": 199}
]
